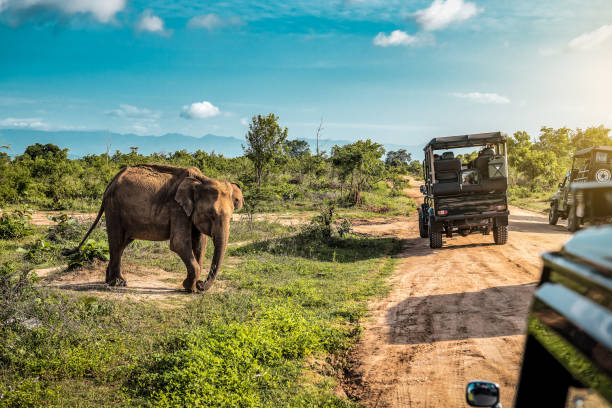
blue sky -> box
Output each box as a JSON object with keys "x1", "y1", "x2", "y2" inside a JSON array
[{"x1": 1, "y1": 0, "x2": 612, "y2": 146}]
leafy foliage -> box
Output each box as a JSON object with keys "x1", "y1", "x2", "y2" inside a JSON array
[
  {"x1": 507, "y1": 126, "x2": 612, "y2": 191},
  {"x1": 243, "y1": 113, "x2": 288, "y2": 186},
  {"x1": 385, "y1": 149, "x2": 412, "y2": 167},
  {"x1": 66, "y1": 239, "x2": 109, "y2": 270},
  {"x1": 331, "y1": 139, "x2": 386, "y2": 205},
  {"x1": 0, "y1": 211, "x2": 33, "y2": 239}
]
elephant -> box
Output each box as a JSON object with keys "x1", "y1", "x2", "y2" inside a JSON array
[{"x1": 70, "y1": 164, "x2": 244, "y2": 292}]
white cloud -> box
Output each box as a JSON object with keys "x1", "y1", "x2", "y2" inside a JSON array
[
  {"x1": 240, "y1": 117, "x2": 249, "y2": 126},
  {"x1": 187, "y1": 13, "x2": 242, "y2": 31},
  {"x1": 373, "y1": 30, "x2": 419, "y2": 47},
  {"x1": 452, "y1": 92, "x2": 510, "y2": 104},
  {"x1": 137, "y1": 10, "x2": 169, "y2": 35},
  {"x1": 0, "y1": 117, "x2": 49, "y2": 130},
  {"x1": 568, "y1": 24, "x2": 612, "y2": 51},
  {"x1": 105, "y1": 104, "x2": 160, "y2": 119},
  {"x1": 0, "y1": 0, "x2": 125, "y2": 24},
  {"x1": 180, "y1": 101, "x2": 221, "y2": 119},
  {"x1": 414, "y1": 0, "x2": 482, "y2": 31}
]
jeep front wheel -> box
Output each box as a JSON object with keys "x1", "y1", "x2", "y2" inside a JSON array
[
  {"x1": 428, "y1": 222, "x2": 443, "y2": 248},
  {"x1": 493, "y1": 225, "x2": 508, "y2": 245},
  {"x1": 548, "y1": 202, "x2": 559, "y2": 225}
]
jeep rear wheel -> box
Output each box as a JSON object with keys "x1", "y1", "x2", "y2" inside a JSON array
[
  {"x1": 418, "y1": 209, "x2": 428, "y2": 238},
  {"x1": 493, "y1": 225, "x2": 508, "y2": 245},
  {"x1": 548, "y1": 202, "x2": 559, "y2": 225},
  {"x1": 428, "y1": 222, "x2": 442, "y2": 248}
]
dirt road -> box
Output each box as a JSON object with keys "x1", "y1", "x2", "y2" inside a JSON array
[{"x1": 346, "y1": 185, "x2": 571, "y2": 407}]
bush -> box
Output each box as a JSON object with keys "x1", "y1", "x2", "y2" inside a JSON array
[
  {"x1": 46, "y1": 214, "x2": 85, "y2": 242},
  {"x1": 0, "y1": 262, "x2": 39, "y2": 330},
  {"x1": 0, "y1": 212, "x2": 33, "y2": 240},
  {"x1": 23, "y1": 238, "x2": 57, "y2": 264},
  {"x1": 66, "y1": 239, "x2": 109, "y2": 270},
  {"x1": 128, "y1": 305, "x2": 324, "y2": 408}
]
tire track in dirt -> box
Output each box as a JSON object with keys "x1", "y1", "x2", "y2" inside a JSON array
[{"x1": 345, "y1": 182, "x2": 571, "y2": 407}]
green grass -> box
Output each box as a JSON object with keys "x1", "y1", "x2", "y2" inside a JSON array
[
  {"x1": 0, "y1": 210, "x2": 404, "y2": 407},
  {"x1": 508, "y1": 185, "x2": 555, "y2": 213}
]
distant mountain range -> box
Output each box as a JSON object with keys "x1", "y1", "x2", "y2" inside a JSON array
[{"x1": 0, "y1": 129, "x2": 423, "y2": 160}]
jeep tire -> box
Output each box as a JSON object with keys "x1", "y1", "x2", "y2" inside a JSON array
[
  {"x1": 548, "y1": 202, "x2": 559, "y2": 225},
  {"x1": 418, "y1": 209, "x2": 428, "y2": 238},
  {"x1": 493, "y1": 225, "x2": 508, "y2": 245},
  {"x1": 428, "y1": 222, "x2": 443, "y2": 249}
]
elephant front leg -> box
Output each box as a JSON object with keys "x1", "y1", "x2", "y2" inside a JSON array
[
  {"x1": 192, "y1": 228, "x2": 207, "y2": 268},
  {"x1": 170, "y1": 236, "x2": 201, "y2": 293}
]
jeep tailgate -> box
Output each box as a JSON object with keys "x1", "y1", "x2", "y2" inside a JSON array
[{"x1": 435, "y1": 193, "x2": 507, "y2": 216}]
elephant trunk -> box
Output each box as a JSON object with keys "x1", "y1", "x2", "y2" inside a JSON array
[{"x1": 198, "y1": 220, "x2": 229, "y2": 291}]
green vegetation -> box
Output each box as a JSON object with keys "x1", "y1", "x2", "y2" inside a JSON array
[
  {"x1": 507, "y1": 125, "x2": 612, "y2": 210},
  {"x1": 0, "y1": 117, "x2": 416, "y2": 407},
  {"x1": 0, "y1": 119, "x2": 414, "y2": 219},
  {"x1": 0, "y1": 208, "x2": 401, "y2": 407},
  {"x1": 0, "y1": 211, "x2": 33, "y2": 240}
]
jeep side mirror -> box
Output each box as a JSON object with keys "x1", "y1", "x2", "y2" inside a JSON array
[
  {"x1": 466, "y1": 381, "x2": 500, "y2": 407},
  {"x1": 420, "y1": 185, "x2": 426, "y2": 194}
]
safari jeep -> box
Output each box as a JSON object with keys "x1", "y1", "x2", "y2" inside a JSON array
[
  {"x1": 466, "y1": 184, "x2": 612, "y2": 407},
  {"x1": 419, "y1": 132, "x2": 509, "y2": 249},
  {"x1": 549, "y1": 146, "x2": 612, "y2": 231}
]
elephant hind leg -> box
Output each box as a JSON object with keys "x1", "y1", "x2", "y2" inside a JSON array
[{"x1": 106, "y1": 221, "x2": 132, "y2": 286}]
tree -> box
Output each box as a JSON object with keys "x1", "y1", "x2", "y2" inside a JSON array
[
  {"x1": 23, "y1": 143, "x2": 67, "y2": 160},
  {"x1": 331, "y1": 139, "x2": 386, "y2": 205},
  {"x1": 385, "y1": 149, "x2": 412, "y2": 167},
  {"x1": 285, "y1": 139, "x2": 310, "y2": 158},
  {"x1": 571, "y1": 126, "x2": 612, "y2": 152},
  {"x1": 535, "y1": 127, "x2": 572, "y2": 167},
  {"x1": 243, "y1": 113, "x2": 288, "y2": 186}
]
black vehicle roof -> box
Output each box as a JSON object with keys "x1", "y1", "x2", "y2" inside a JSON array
[
  {"x1": 574, "y1": 146, "x2": 612, "y2": 158},
  {"x1": 424, "y1": 132, "x2": 505, "y2": 151}
]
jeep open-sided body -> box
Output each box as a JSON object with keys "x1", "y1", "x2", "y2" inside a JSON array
[
  {"x1": 550, "y1": 146, "x2": 612, "y2": 231},
  {"x1": 419, "y1": 132, "x2": 509, "y2": 248}
]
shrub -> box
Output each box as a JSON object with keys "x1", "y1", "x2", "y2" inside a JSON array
[
  {"x1": 128, "y1": 305, "x2": 323, "y2": 408},
  {"x1": 46, "y1": 214, "x2": 85, "y2": 242},
  {"x1": 66, "y1": 239, "x2": 109, "y2": 270},
  {"x1": 0, "y1": 212, "x2": 33, "y2": 240},
  {"x1": 0, "y1": 262, "x2": 39, "y2": 330},
  {"x1": 22, "y1": 238, "x2": 60, "y2": 265}
]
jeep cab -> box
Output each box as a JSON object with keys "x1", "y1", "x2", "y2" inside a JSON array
[
  {"x1": 419, "y1": 132, "x2": 509, "y2": 248},
  {"x1": 550, "y1": 146, "x2": 612, "y2": 231}
]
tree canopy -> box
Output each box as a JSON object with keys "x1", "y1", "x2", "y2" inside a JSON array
[{"x1": 243, "y1": 114, "x2": 288, "y2": 186}]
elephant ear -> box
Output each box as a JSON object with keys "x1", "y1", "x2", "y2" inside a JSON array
[
  {"x1": 231, "y1": 183, "x2": 244, "y2": 210},
  {"x1": 175, "y1": 177, "x2": 199, "y2": 217}
]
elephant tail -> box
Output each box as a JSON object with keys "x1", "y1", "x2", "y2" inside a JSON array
[{"x1": 62, "y1": 201, "x2": 105, "y2": 256}]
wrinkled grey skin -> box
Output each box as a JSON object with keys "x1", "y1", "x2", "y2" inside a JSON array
[{"x1": 72, "y1": 164, "x2": 244, "y2": 292}]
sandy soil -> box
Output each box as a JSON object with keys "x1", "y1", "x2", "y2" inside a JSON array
[
  {"x1": 35, "y1": 262, "x2": 213, "y2": 308},
  {"x1": 344, "y1": 182, "x2": 571, "y2": 407}
]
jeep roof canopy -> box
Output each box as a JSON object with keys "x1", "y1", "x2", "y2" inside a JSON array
[
  {"x1": 424, "y1": 132, "x2": 505, "y2": 151},
  {"x1": 574, "y1": 145, "x2": 612, "y2": 158}
]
